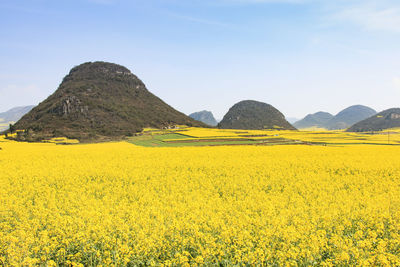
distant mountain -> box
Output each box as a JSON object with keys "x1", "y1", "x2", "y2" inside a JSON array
[
  {"x1": 286, "y1": 117, "x2": 299, "y2": 124},
  {"x1": 13, "y1": 61, "x2": 206, "y2": 141},
  {"x1": 218, "y1": 100, "x2": 296, "y2": 130},
  {"x1": 294, "y1": 112, "x2": 333, "y2": 129},
  {"x1": 0, "y1": 105, "x2": 34, "y2": 131},
  {"x1": 347, "y1": 108, "x2": 400, "y2": 132},
  {"x1": 189, "y1": 110, "x2": 218, "y2": 126},
  {"x1": 326, "y1": 105, "x2": 377, "y2": 130},
  {"x1": 0, "y1": 105, "x2": 35, "y2": 122}
]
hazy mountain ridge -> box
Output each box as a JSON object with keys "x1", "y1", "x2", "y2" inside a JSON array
[
  {"x1": 189, "y1": 110, "x2": 218, "y2": 126},
  {"x1": 294, "y1": 112, "x2": 333, "y2": 129},
  {"x1": 326, "y1": 105, "x2": 376, "y2": 130},
  {"x1": 294, "y1": 105, "x2": 376, "y2": 130},
  {"x1": 0, "y1": 105, "x2": 34, "y2": 131}
]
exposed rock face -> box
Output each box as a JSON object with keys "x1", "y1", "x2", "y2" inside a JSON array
[
  {"x1": 14, "y1": 61, "x2": 206, "y2": 140},
  {"x1": 189, "y1": 110, "x2": 218, "y2": 126},
  {"x1": 391, "y1": 113, "x2": 400, "y2": 119},
  {"x1": 51, "y1": 96, "x2": 89, "y2": 117},
  {"x1": 347, "y1": 108, "x2": 400, "y2": 132},
  {"x1": 218, "y1": 100, "x2": 296, "y2": 130}
]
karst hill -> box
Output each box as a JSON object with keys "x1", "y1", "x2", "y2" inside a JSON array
[
  {"x1": 218, "y1": 100, "x2": 296, "y2": 130},
  {"x1": 189, "y1": 110, "x2": 218, "y2": 126},
  {"x1": 326, "y1": 105, "x2": 376, "y2": 130},
  {"x1": 347, "y1": 108, "x2": 400, "y2": 132},
  {"x1": 14, "y1": 62, "x2": 205, "y2": 141}
]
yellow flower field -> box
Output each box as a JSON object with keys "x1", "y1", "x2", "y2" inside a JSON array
[
  {"x1": 1, "y1": 136, "x2": 400, "y2": 266},
  {"x1": 176, "y1": 127, "x2": 400, "y2": 145}
]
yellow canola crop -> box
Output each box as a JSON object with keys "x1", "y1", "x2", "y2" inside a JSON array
[
  {"x1": 1, "y1": 139, "x2": 400, "y2": 266},
  {"x1": 45, "y1": 137, "x2": 80, "y2": 144},
  {"x1": 178, "y1": 127, "x2": 400, "y2": 145}
]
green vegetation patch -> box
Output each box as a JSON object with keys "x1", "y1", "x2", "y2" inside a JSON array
[
  {"x1": 127, "y1": 133, "x2": 299, "y2": 147},
  {"x1": 127, "y1": 133, "x2": 191, "y2": 147}
]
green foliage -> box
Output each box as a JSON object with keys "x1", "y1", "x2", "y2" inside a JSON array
[{"x1": 9, "y1": 123, "x2": 15, "y2": 133}]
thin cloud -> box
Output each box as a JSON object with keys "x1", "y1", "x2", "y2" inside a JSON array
[
  {"x1": 332, "y1": 2, "x2": 400, "y2": 33},
  {"x1": 163, "y1": 11, "x2": 246, "y2": 31},
  {"x1": 393, "y1": 77, "x2": 400, "y2": 89},
  {"x1": 221, "y1": 0, "x2": 310, "y2": 3},
  {"x1": 168, "y1": 13, "x2": 231, "y2": 28},
  {"x1": 87, "y1": 0, "x2": 116, "y2": 5},
  {"x1": 219, "y1": 0, "x2": 400, "y2": 34}
]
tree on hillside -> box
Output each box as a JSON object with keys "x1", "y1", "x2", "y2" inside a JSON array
[{"x1": 9, "y1": 123, "x2": 15, "y2": 133}]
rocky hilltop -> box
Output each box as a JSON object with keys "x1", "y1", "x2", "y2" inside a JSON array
[
  {"x1": 14, "y1": 62, "x2": 205, "y2": 140},
  {"x1": 189, "y1": 110, "x2": 218, "y2": 126},
  {"x1": 347, "y1": 108, "x2": 400, "y2": 132},
  {"x1": 218, "y1": 100, "x2": 296, "y2": 130}
]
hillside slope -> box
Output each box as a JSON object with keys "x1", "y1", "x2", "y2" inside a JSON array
[
  {"x1": 14, "y1": 62, "x2": 205, "y2": 140},
  {"x1": 347, "y1": 108, "x2": 400, "y2": 132},
  {"x1": 218, "y1": 100, "x2": 296, "y2": 130}
]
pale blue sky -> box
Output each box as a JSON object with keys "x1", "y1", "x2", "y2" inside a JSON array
[{"x1": 1, "y1": 0, "x2": 400, "y2": 119}]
